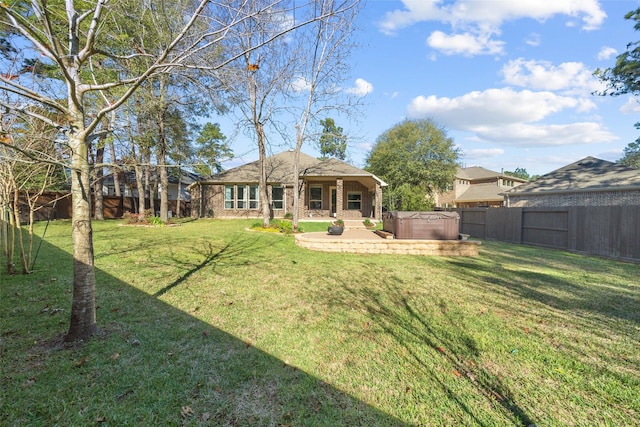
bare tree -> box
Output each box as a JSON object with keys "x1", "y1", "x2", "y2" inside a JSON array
[
  {"x1": 214, "y1": 0, "x2": 359, "y2": 227},
  {"x1": 288, "y1": 0, "x2": 360, "y2": 229},
  {"x1": 1, "y1": 0, "x2": 344, "y2": 342},
  {"x1": 0, "y1": 109, "x2": 66, "y2": 274}
]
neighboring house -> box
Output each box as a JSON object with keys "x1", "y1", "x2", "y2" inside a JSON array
[
  {"x1": 503, "y1": 156, "x2": 640, "y2": 207},
  {"x1": 102, "y1": 169, "x2": 202, "y2": 202},
  {"x1": 189, "y1": 150, "x2": 387, "y2": 219},
  {"x1": 435, "y1": 166, "x2": 527, "y2": 208}
]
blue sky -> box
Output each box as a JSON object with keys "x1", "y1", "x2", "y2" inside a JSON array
[{"x1": 224, "y1": 0, "x2": 640, "y2": 177}]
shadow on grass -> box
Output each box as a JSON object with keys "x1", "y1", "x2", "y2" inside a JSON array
[
  {"x1": 444, "y1": 242, "x2": 640, "y2": 326},
  {"x1": 2, "y1": 230, "x2": 407, "y2": 426},
  {"x1": 319, "y1": 280, "x2": 535, "y2": 426},
  {"x1": 151, "y1": 234, "x2": 270, "y2": 297}
]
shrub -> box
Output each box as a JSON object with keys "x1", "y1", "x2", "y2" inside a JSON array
[
  {"x1": 148, "y1": 215, "x2": 165, "y2": 226},
  {"x1": 278, "y1": 220, "x2": 293, "y2": 234}
]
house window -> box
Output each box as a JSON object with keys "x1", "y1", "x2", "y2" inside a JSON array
[
  {"x1": 237, "y1": 185, "x2": 246, "y2": 209},
  {"x1": 272, "y1": 186, "x2": 284, "y2": 209},
  {"x1": 347, "y1": 192, "x2": 362, "y2": 210},
  {"x1": 225, "y1": 184, "x2": 259, "y2": 209},
  {"x1": 249, "y1": 185, "x2": 259, "y2": 209},
  {"x1": 224, "y1": 185, "x2": 235, "y2": 209},
  {"x1": 309, "y1": 185, "x2": 323, "y2": 209}
]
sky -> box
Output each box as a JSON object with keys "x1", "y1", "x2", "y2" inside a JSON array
[{"x1": 223, "y1": 0, "x2": 640, "y2": 177}]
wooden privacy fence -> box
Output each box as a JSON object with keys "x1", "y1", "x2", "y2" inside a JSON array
[
  {"x1": 12, "y1": 192, "x2": 191, "y2": 223},
  {"x1": 458, "y1": 207, "x2": 640, "y2": 262}
]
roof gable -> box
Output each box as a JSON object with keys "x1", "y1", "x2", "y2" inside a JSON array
[{"x1": 505, "y1": 156, "x2": 640, "y2": 195}]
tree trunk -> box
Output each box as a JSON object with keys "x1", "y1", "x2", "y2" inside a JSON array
[
  {"x1": 158, "y1": 148, "x2": 169, "y2": 222},
  {"x1": 6, "y1": 187, "x2": 17, "y2": 274},
  {"x1": 65, "y1": 131, "x2": 98, "y2": 342},
  {"x1": 135, "y1": 164, "x2": 145, "y2": 215},
  {"x1": 11, "y1": 187, "x2": 28, "y2": 274},
  {"x1": 109, "y1": 140, "x2": 121, "y2": 197},
  {"x1": 176, "y1": 167, "x2": 182, "y2": 218},
  {"x1": 292, "y1": 151, "x2": 300, "y2": 229},
  {"x1": 257, "y1": 123, "x2": 270, "y2": 227},
  {"x1": 93, "y1": 145, "x2": 105, "y2": 220},
  {"x1": 145, "y1": 163, "x2": 153, "y2": 215}
]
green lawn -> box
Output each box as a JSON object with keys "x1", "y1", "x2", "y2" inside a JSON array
[{"x1": 2, "y1": 219, "x2": 639, "y2": 426}]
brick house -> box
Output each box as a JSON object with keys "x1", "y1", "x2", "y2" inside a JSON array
[
  {"x1": 189, "y1": 150, "x2": 387, "y2": 219},
  {"x1": 435, "y1": 166, "x2": 527, "y2": 208},
  {"x1": 503, "y1": 156, "x2": 640, "y2": 207}
]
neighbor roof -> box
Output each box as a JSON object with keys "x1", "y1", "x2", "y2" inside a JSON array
[
  {"x1": 504, "y1": 156, "x2": 640, "y2": 195},
  {"x1": 457, "y1": 166, "x2": 527, "y2": 182},
  {"x1": 456, "y1": 183, "x2": 508, "y2": 202}
]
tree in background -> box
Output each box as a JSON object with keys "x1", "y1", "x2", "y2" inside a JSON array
[
  {"x1": 504, "y1": 168, "x2": 531, "y2": 180},
  {"x1": 366, "y1": 119, "x2": 459, "y2": 211},
  {"x1": 318, "y1": 117, "x2": 347, "y2": 160},
  {"x1": 619, "y1": 138, "x2": 640, "y2": 168},
  {"x1": 194, "y1": 122, "x2": 232, "y2": 177},
  {"x1": 594, "y1": 7, "x2": 640, "y2": 170}
]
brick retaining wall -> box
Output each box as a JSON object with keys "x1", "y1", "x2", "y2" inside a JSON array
[{"x1": 295, "y1": 233, "x2": 480, "y2": 256}]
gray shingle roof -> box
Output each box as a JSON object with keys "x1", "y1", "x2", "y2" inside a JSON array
[
  {"x1": 504, "y1": 156, "x2": 640, "y2": 195},
  {"x1": 198, "y1": 150, "x2": 385, "y2": 186},
  {"x1": 456, "y1": 183, "x2": 508, "y2": 202},
  {"x1": 457, "y1": 166, "x2": 527, "y2": 182}
]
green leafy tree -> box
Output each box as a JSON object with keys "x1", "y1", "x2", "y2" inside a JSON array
[
  {"x1": 366, "y1": 119, "x2": 459, "y2": 211},
  {"x1": 619, "y1": 138, "x2": 640, "y2": 168},
  {"x1": 504, "y1": 167, "x2": 530, "y2": 180},
  {"x1": 594, "y1": 8, "x2": 640, "y2": 171},
  {"x1": 194, "y1": 122, "x2": 232, "y2": 177},
  {"x1": 318, "y1": 118, "x2": 347, "y2": 160}
]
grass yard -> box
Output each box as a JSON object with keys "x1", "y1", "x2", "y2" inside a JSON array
[{"x1": 2, "y1": 219, "x2": 639, "y2": 426}]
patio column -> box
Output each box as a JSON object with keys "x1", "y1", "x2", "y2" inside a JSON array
[
  {"x1": 336, "y1": 177, "x2": 343, "y2": 218},
  {"x1": 375, "y1": 182, "x2": 382, "y2": 219}
]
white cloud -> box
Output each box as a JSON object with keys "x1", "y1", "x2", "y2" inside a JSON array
[
  {"x1": 525, "y1": 33, "x2": 541, "y2": 47},
  {"x1": 379, "y1": 0, "x2": 606, "y2": 34},
  {"x1": 346, "y1": 78, "x2": 373, "y2": 96},
  {"x1": 473, "y1": 122, "x2": 617, "y2": 146},
  {"x1": 379, "y1": 0, "x2": 605, "y2": 57},
  {"x1": 620, "y1": 97, "x2": 640, "y2": 114},
  {"x1": 408, "y1": 88, "x2": 584, "y2": 127},
  {"x1": 463, "y1": 148, "x2": 505, "y2": 159},
  {"x1": 500, "y1": 58, "x2": 600, "y2": 96},
  {"x1": 427, "y1": 30, "x2": 505, "y2": 56},
  {"x1": 597, "y1": 46, "x2": 618, "y2": 61},
  {"x1": 357, "y1": 141, "x2": 373, "y2": 152},
  {"x1": 407, "y1": 87, "x2": 615, "y2": 147},
  {"x1": 290, "y1": 76, "x2": 311, "y2": 92}
]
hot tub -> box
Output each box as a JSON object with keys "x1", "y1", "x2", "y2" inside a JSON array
[{"x1": 383, "y1": 211, "x2": 460, "y2": 240}]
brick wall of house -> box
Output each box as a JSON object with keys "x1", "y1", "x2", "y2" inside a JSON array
[
  {"x1": 508, "y1": 189, "x2": 640, "y2": 207},
  {"x1": 192, "y1": 180, "x2": 376, "y2": 219},
  {"x1": 342, "y1": 180, "x2": 370, "y2": 219}
]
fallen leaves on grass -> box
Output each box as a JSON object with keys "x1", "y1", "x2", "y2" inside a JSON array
[
  {"x1": 21, "y1": 377, "x2": 36, "y2": 388},
  {"x1": 181, "y1": 406, "x2": 194, "y2": 418}
]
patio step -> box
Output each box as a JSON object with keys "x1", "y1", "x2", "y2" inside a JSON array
[{"x1": 342, "y1": 220, "x2": 377, "y2": 230}]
